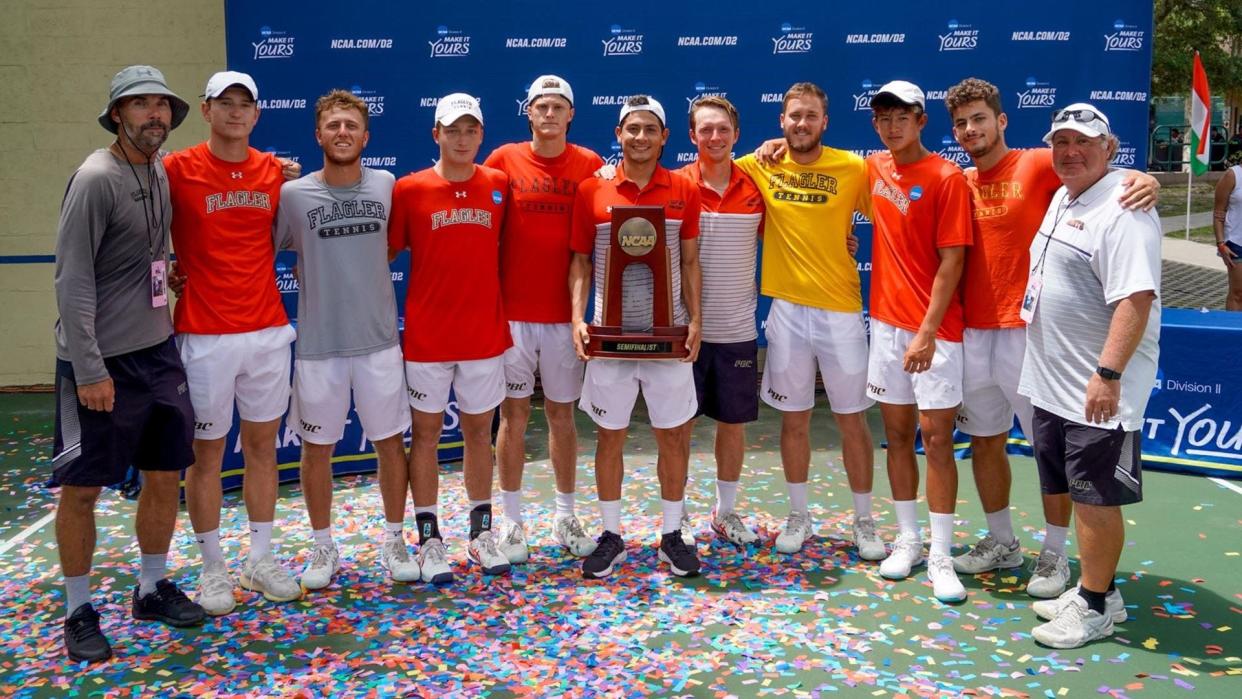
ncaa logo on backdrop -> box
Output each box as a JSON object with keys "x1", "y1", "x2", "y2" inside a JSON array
[
  {"x1": 361, "y1": 156, "x2": 398, "y2": 168},
  {"x1": 1011, "y1": 28, "x2": 1071, "y2": 42},
  {"x1": 257, "y1": 97, "x2": 307, "y2": 111},
  {"x1": 686, "y1": 82, "x2": 727, "y2": 112},
  {"x1": 1105, "y1": 19, "x2": 1145, "y2": 52},
  {"x1": 505, "y1": 35, "x2": 567, "y2": 49},
  {"x1": 1112, "y1": 141, "x2": 1138, "y2": 168},
  {"x1": 1088, "y1": 88, "x2": 1149, "y2": 102},
  {"x1": 938, "y1": 19, "x2": 978, "y2": 51},
  {"x1": 330, "y1": 36, "x2": 393, "y2": 50},
  {"x1": 602, "y1": 24, "x2": 643, "y2": 56},
  {"x1": 853, "y1": 79, "x2": 881, "y2": 111},
  {"x1": 1016, "y1": 76, "x2": 1057, "y2": 109},
  {"x1": 773, "y1": 22, "x2": 813, "y2": 54},
  {"x1": 938, "y1": 134, "x2": 971, "y2": 166},
  {"x1": 350, "y1": 85, "x2": 386, "y2": 117},
  {"x1": 253, "y1": 25, "x2": 294, "y2": 60},
  {"x1": 604, "y1": 142, "x2": 623, "y2": 167},
  {"x1": 429, "y1": 25, "x2": 470, "y2": 58}
]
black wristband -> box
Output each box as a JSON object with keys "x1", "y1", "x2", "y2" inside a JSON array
[{"x1": 1096, "y1": 366, "x2": 1122, "y2": 381}]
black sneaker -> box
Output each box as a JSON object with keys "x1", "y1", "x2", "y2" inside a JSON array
[
  {"x1": 132, "y1": 579, "x2": 206, "y2": 628},
  {"x1": 658, "y1": 531, "x2": 701, "y2": 577},
  {"x1": 64, "y1": 603, "x2": 112, "y2": 663},
  {"x1": 582, "y1": 531, "x2": 626, "y2": 579}
]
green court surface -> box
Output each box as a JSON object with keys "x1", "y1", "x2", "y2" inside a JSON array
[{"x1": 0, "y1": 392, "x2": 1238, "y2": 697}]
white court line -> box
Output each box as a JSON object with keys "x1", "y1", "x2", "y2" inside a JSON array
[
  {"x1": 0, "y1": 511, "x2": 56, "y2": 556},
  {"x1": 1209, "y1": 477, "x2": 1242, "y2": 496}
]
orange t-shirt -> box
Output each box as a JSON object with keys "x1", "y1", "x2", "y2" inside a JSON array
[
  {"x1": 388, "y1": 166, "x2": 512, "y2": 362},
  {"x1": 963, "y1": 148, "x2": 1063, "y2": 328},
  {"x1": 866, "y1": 151, "x2": 973, "y2": 341},
  {"x1": 164, "y1": 143, "x2": 288, "y2": 334},
  {"x1": 483, "y1": 142, "x2": 604, "y2": 323}
]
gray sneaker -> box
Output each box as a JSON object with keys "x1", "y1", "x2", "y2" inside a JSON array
[
  {"x1": 300, "y1": 543, "x2": 340, "y2": 591},
  {"x1": 852, "y1": 515, "x2": 886, "y2": 561},
  {"x1": 1033, "y1": 584, "x2": 1127, "y2": 624},
  {"x1": 774, "y1": 512, "x2": 814, "y2": 553},
  {"x1": 497, "y1": 519, "x2": 528, "y2": 564},
  {"x1": 953, "y1": 534, "x2": 1023, "y2": 574},
  {"x1": 1031, "y1": 593, "x2": 1115, "y2": 649},
  {"x1": 240, "y1": 555, "x2": 302, "y2": 602},
  {"x1": 196, "y1": 560, "x2": 237, "y2": 616},
  {"x1": 1026, "y1": 548, "x2": 1071, "y2": 598},
  {"x1": 553, "y1": 514, "x2": 596, "y2": 557},
  {"x1": 711, "y1": 509, "x2": 759, "y2": 545},
  {"x1": 380, "y1": 538, "x2": 421, "y2": 582},
  {"x1": 417, "y1": 538, "x2": 454, "y2": 584},
  {"x1": 467, "y1": 530, "x2": 512, "y2": 576}
]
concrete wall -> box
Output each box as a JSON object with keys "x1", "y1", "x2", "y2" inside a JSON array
[{"x1": 0, "y1": 1, "x2": 225, "y2": 387}]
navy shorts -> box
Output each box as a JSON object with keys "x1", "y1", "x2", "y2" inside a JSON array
[
  {"x1": 1031, "y1": 406, "x2": 1143, "y2": 507},
  {"x1": 52, "y1": 337, "x2": 196, "y2": 487},
  {"x1": 1224, "y1": 240, "x2": 1242, "y2": 260},
  {"x1": 692, "y1": 340, "x2": 759, "y2": 424}
]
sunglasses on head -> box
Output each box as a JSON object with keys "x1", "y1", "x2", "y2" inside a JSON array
[{"x1": 1052, "y1": 108, "x2": 1106, "y2": 125}]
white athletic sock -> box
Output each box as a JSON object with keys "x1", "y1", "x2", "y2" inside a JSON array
[
  {"x1": 929, "y1": 512, "x2": 955, "y2": 557},
  {"x1": 985, "y1": 509, "x2": 1017, "y2": 546},
  {"x1": 1043, "y1": 523, "x2": 1070, "y2": 556},
  {"x1": 555, "y1": 491, "x2": 575, "y2": 517},
  {"x1": 501, "y1": 489, "x2": 522, "y2": 525},
  {"x1": 786, "y1": 481, "x2": 809, "y2": 515},
  {"x1": 852, "y1": 491, "x2": 873, "y2": 520},
  {"x1": 64, "y1": 574, "x2": 91, "y2": 618},
  {"x1": 661, "y1": 499, "x2": 684, "y2": 535},
  {"x1": 599, "y1": 499, "x2": 622, "y2": 535},
  {"x1": 138, "y1": 552, "x2": 167, "y2": 597},
  {"x1": 195, "y1": 528, "x2": 225, "y2": 565},
  {"x1": 715, "y1": 480, "x2": 739, "y2": 515},
  {"x1": 384, "y1": 520, "x2": 403, "y2": 542},
  {"x1": 894, "y1": 500, "x2": 920, "y2": 536},
  {"x1": 312, "y1": 527, "x2": 333, "y2": 548},
  {"x1": 248, "y1": 521, "x2": 274, "y2": 562}
]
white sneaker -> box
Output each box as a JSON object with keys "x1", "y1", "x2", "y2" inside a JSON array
[
  {"x1": 1026, "y1": 548, "x2": 1072, "y2": 598},
  {"x1": 417, "y1": 538, "x2": 454, "y2": 584},
  {"x1": 953, "y1": 534, "x2": 1023, "y2": 574},
  {"x1": 852, "y1": 515, "x2": 886, "y2": 561},
  {"x1": 1031, "y1": 593, "x2": 1115, "y2": 648},
  {"x1": 553, "y1": 513, "x2": 596, "y2": 557},
  {"x1": 711, "y1": 509, "x2": 759, "y2": 545},
  {"x1": 196, "y1": 560, "x2": 237, "y2": 616},
  {"x1": 239, "y1": 555, "x2": 302, "y2": 602},
  {"x1": 679, "y1": 510, "x2": 695, "y2": 547},
  {"x1": 497, "y1": 519, "x2": 528, "y2": 564},
  {"x1": 467, "y1": 530, "x2": 512, "y2": 576},
  {"x1": 879, "y1": 532, "x2": 925, "y2": 579},
  {"x1": 775, "y1": 511, "x2": 814, "y2": 553},
  {"x1": 300, "y1": 543, "x2": 340, "y2": 591},
  {"x1": 1033, "y1": 584, "x2": 1127, "y2": 624},
  {"x1": 379, "y1": 538, "x2": 421, "y2": 582},
  {"x1": 927, "y1": 554, "x2": 967, "y2": 602}
]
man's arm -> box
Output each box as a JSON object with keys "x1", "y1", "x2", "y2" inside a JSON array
[
  {"x1": 679, "y1": 237, "x2": 703, "y2": 363},
  {"x1": 1117, "y1": 170, "x2": 1160, "y2": 211},
  {"x1": 569, "y1": 252, "x2": 593, "y2": 361},
  {"x1": 1084, "y1": 290, "x2": 1155, "y2": 424},
  {"x1": 903, "y1": 246, "x2": 965, "y2": 373},
  {"x1": 53, "y1": 169, "x2": 114, "y2": 411}
]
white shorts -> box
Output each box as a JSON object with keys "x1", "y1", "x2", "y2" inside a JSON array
[
  {"x1": 178, "y1": 324, "x2": 295, "y2": 440},
  {"x1": 958, "y1": 327, "x2": 1034, "y2": 437},
  {"x1": 579, "y1": 359, "x2": 697, "y2": 430},
  {"x1": 866, "y1": 320, "x2": 964, "y2": 410},
  {"x1": 290, "y1": 345, "x2": 411, "y2": 445},
  {"x1": 760, "y1": 299, "x2": 873, "y2": 414},
  {"x1": 405, "y1": 355, "x2": 505, "y2": 415},
  {"x1": 503, "y1": 321, "x2": 584, "y2": 403}
]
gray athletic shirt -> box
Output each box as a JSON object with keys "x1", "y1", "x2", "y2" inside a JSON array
[
  {"x1": 274, "y1": 168, "x2": 399, "y2": 359},
  {"x1": 54, "y1": 149, "x2": 174, "y2": 384}
]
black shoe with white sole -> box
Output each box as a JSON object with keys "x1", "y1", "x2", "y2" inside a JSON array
[
  {"x1": 582, "y1": 531, "x2": 626, "y2": 579},
  {"x1": 658, "y1": 531, "x2": 701, "y2": 578}
]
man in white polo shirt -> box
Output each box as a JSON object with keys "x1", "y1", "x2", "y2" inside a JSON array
[{"x1": 1019, "y1": 104, "x2": 1161, "y2": 649}]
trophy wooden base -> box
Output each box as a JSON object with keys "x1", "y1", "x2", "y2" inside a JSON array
[{"x1": 585, "y1": 325, "x2": 689, "y2": 360}]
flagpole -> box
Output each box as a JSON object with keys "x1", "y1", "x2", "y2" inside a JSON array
[{"x1": 1186, "y1": 161, "x2": 1192, "y2": 240}]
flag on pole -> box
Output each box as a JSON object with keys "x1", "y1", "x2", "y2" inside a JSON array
[{"x1": 1190, "y1": 51, "x2": 1211, "y2": 175}]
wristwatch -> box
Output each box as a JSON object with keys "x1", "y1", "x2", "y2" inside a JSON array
[{"x1": 1096, "y1": 366, "x2": 1122, "y2": 381}]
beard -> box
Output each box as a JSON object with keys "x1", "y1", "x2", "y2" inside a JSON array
[
  {"x1": 784, "y1": 126, "x2": 823, "y2": 153},
  {"x1": 121, "y1": 119, "x2": 169, "y2": 155}
]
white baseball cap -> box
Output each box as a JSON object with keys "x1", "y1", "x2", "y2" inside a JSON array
[
  {"x1": 526, "y1": 75, "x2": 574, "y2": 107},
  {"x1": 434, "y1": 92, "x2": 483, "y2": 126},
  {"x1": 618, "y1": 96, "x2": 666, "y2": 127},
  {"x1": 1042, "y1": 103, "x2": 1112, "y2": 143},
  {"x1": 203, "y1": 71, "x2": 258, "y2": 100},
  {"x1": 871, "y1": 80, "x2": 925, "y2": 109}
]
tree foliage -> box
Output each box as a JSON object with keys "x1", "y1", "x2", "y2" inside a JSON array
[{"x1": 1152, "y1": 0, "x2": 1242, "y2": 97}]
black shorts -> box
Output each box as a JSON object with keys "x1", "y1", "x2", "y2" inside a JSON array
[
  {"x1": 1225, "y1": 240, "x2": 1242, "y2": 260},
  {"x1": 692, "y1": 340, "x2": 759, "y2": 424},
  {"x1": 1031, "y1": 406, "x2": 1143, "y2": 506},
  {"x1": 52, "y1": 337, "x2": 196, "y2": 487}
]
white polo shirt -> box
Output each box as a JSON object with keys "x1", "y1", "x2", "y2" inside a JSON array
[{"x1": 1017, "y1": 169, "x2": 1162, "y2": 431}]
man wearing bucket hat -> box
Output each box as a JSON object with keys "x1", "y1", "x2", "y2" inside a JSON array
[
  {"x1": 482, "y1": 75, "x2": 604, "y2": 564},
  {"x1": 1019, "y1": 103, "x2": 1161, "y2": 649},
  {"x1": 163, "y1": 70, "x2": 300, "y2": 614},
  {"x1": 53, "y1": 65, "x2": 205, "y2": 663}
]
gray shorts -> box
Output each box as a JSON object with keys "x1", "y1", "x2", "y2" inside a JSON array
[{"x1": 1031, "y1": 406, "x2": 1143, "y2": 506}]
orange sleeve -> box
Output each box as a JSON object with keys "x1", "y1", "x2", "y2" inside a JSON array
[
  {"x1": 936, "y1": 170, "x2": 974, "y2": 249},
  {"x1": 569, "y1": 181, "x2": 596, "y2": 255},
  {"x1": 482, "y1": 146, "x2": 504, "y2": 170},
  {"x1": 679, "y1": 181, "x2": 701, "y2": 240},
  {"x1": 493, "y1": 170, "x2": 510, "y2": 230},
  {"x1": 1031, "y1": 148, "x2": 1063, "y2": 199},
  {"x1": 388, "y1": 179, "x2": 410, "y2": 257}
]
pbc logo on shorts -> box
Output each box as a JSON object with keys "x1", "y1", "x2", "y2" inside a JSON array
[
  {"x1": 194, "y1": 421, "x2": 213, "y2": 431},
  {"x1": 299, "y1": 419, "x2": 322, "y2": 434},
  {"x1": 408, "y1": 388, "x2": 428, "y2": 401},
  {"x1": 506, "y1": 382, "x2": 528, "y2": 392},
  {"x1": 866, "y1": 382, "x2": 887, "y2": 396},
  {"x1": 177, "y1": 382, "x2": 188, "y2": 395},
  {"x1": 766, "y1": 387, "x2": 787, "y2": 402},
  {"x1": 590, "y1": 402, "x2": 607, "y2": 417},
  {"x1": 734, "y1": 360, "x2": 754, "y2": 369}
]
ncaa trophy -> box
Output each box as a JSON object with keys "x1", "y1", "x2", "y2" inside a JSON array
[{"x1": 586, "y1": 205, "x2": 689, "y2": 359}]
